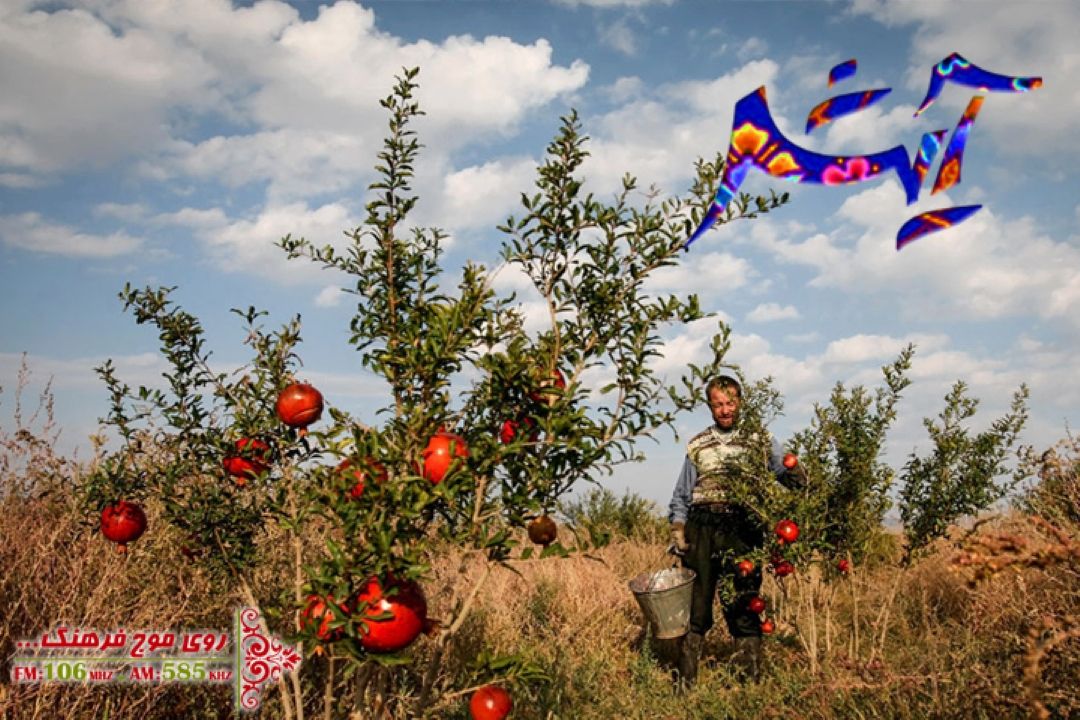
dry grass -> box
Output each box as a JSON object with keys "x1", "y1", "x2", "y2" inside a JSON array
[{"x1": 0, "y1": 377, "x2": 1076, "y2": 719}]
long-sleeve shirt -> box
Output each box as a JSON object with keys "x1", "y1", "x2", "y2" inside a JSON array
[{"x1": 668, "y1": 430, "x2": 788, "y2": 524}]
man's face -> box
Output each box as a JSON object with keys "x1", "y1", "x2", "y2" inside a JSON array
[{"x1": 707, "y1": 386, "x2": 740, "y2": 430}]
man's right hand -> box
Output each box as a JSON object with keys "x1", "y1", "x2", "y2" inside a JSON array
[{"x1": 670, "y1": 521, "x2": 689, "y2": 556}]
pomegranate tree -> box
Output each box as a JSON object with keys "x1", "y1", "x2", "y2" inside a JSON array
[{"x1": 82, "y1": 68, "x2": 790, "y2": 715}]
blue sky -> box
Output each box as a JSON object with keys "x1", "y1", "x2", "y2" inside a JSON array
[{"x1": 2, "y1": 0, "x2": 1077, "y2": 510}]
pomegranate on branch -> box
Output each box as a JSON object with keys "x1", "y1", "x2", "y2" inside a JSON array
[
  {"x1": 100, "y1": 500, "x2": 147, "y2": 553},
  {"x1": 276, "y1": 382, "x2": 324, "y2": 430}
]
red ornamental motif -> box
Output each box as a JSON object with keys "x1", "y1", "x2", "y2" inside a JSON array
[
  {"x1": 822, "y1": 157, "x2": 873, "y2": 185},
  {"x1": 239, "y1": 607, "x2": 302, "y2": 712}
]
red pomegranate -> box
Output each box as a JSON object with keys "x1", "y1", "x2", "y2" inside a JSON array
[
  {"x1": 302, "y1": 594, "x2": 351, "y2": 642},
  {"x1": 736, "y1": 559, "x2": 755, "y2": 577},
  {"x1": 421, "y1": 432, "x2": 469, "y2": 485},
  {"x1": 775, "y1": 519, "x2": 800, "y2": 544},
  {"x1": 748, "y1": 596, "x2": 766, "y2": 614},
  {"x1": 354, "y1": 576, "x2": 428, "y2": 653},
  {"x1": 760, "y1": 618, "x2": 775, "y2": 635},
  {"x1": 100, "y1": 501, "x2": 147, "y2": 553},
  {"x1": 223, "y1": 437, "x2": 270, "y2": 485},
  {"x1": 529, "y1": 368, "x2": 566, "y2": 408},
  {"x1": 498, "y1": 417, "x2": 537, "y2": 444},
  {"x1": 782, "y1": 453, "x2": 799, "y2": 469},
  {"x1": 470, "y1": 684, "x2": 513, "y2": 720},
  {"x1": 773, "y1": 560, "x2": 795, "y2": 578},
  {"x1": 838, "y1": 558, "x2": 852, "y2": 575},
  {"x1": 338, "y1": 458, "x2": 387, "y2": 500},
  {"x1": 276, "y1": 382, "x2": 324, "y2": 429}
]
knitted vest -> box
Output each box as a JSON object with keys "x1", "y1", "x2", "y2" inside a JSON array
[{"x1": 686, "y1": 425, "x2": 758, "y2": 505}]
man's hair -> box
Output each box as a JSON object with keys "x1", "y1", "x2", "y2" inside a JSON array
[{"x1": 705, "y1": 375, "x2": 742, "y2": 400}]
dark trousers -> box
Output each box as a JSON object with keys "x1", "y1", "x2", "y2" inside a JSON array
[{"x1": 682, "y1": 505, "x2": 765, "y2": 638}]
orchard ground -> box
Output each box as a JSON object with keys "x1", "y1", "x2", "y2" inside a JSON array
[{"x1": 0, "y1": 384, "x2": 1076, "y2": 719}]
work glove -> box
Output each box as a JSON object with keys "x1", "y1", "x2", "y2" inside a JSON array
[{"x1": 669, "y1": 521, "x2": 689, "y2": 556}]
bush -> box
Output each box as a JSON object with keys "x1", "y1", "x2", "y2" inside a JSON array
[
  {"x1": 1018, "y1": 434, "x2": 1080, "y2": 527},
  {"x1": 558, "y1": 487, "x2": 668, "y2": 544}
]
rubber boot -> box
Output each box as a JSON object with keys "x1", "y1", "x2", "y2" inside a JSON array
[
  {"x1": 676, "y1": 632, "x2": 703, "y2": 690},
  {"x1": 731, "y1": 636, "x2": 762, "y2": 682}
]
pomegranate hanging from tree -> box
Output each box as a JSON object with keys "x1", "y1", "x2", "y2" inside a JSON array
[
  {"x1": 772, "y1": 559, "x2": 795, "y2": 577},
  {"x1": 275, "y1": 382, "x2": 324, "y2": 429},
  {"x1": 301, "y1": 594, "x2": 351, "y2": 642},
  {"x1": 469, "y1": 684, "x2": 513, "y2": 720},
  {"x1": 421, "y1": 431, "x2": 469, "y2": 484},
  {"x1": 100, "y1": 500, "x2": 147, "y2": 553},
  {"x1": 529, "y1": 368, "x2": 566, "y2": 408},
  {"x1": 222, "y1": 437, "x2": 271, "y2": 486},
  {"x1": 775, "y1": 518, "x2": 800, "y2": 544},
  {"x1": 337, "y1": 458, "x2": 388, "y2": 500},
  {"x1": 527, "y1": 515, "x2": 558, "y2": 546},
  {"x1": 354, "y1": 576, "x2": 428, "y2": 654}
]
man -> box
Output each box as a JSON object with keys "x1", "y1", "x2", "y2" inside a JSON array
[{"x1": 668, "y1": 375, "x2": 801, "y2": 686}]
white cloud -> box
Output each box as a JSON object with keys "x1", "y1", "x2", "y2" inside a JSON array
[
  {"x1": 146, "y1": 130, "x2": 375, "y2": 202},
  {"x1": 0, "y1": 172, "x2": 46, "y2": 189},
  {"x1": 603, "y1": 76, "x2": 645, "y2": 103},
  {"x1": 654, "y1": 327, "x2": 1076, "y2": 486},
  {"x1": 0, "y1": 350, "x2": 168, "y2": 393},
  {"x1": 0, "y1": 3, "x2": 221, "y2": 179},
  {"x1": 153, "y1": 207, "x2": 230, "y2": 229},
  {"x1": 436, "y1": 157, "x2": 539, "y2": 233},
  {"x1": 819, "y1": 100, "x2": 922, "y2": 155},
  {"x1": 580, "y1": 59, "x2": 782, "y2": 195},
  {"x1": 0, "y1": 1, "x2": 588, "y2": 192},
  {"x1": 94, "y1": 203, "x2": 150, "y2": 222},
  {"x1": 741, "y1": 180, "x2": 1080, "y2": 332},
  {"x1": 747, "y1": 302, "x2": 799, "y2": 323},
  {"x1": 652, "y1": 317, "x2": 730, "y2": 373},
  {"x1": 190, "y1": 202, "x2": 357, "y2": 285},
  {"x1": 489, "y1": 263, "x2": 538, "y2": 294},
  {"x1": 822, "y1": 333, "x2": 932, "y2": 365},
  {"x1": 599, "y1": 17, "x2": 638, "y2": 56},
  {"x1": 314, "y1": 285, "x2": 345, "y2": 308},
  {"x1": 736, "y1": 36, "x2": 769, "y2": 60},
  {"x1": 644, "y1": 251, "x2": 756, "y2": 295},
  {"x1": 848, "y1": 0, "x2": 1079, "y2": 160},
  {"x1": 0, "y1": 212, "x2": 142, "y2": 257}
]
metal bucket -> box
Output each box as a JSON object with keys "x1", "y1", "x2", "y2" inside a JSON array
[{"x1": 628, "y1": 566, "x2": 696, "y2": 639}]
